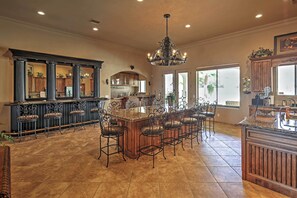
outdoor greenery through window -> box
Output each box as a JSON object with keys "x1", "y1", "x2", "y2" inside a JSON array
[
  {"x1": 197, "y1": 66, "x2": 240, "y2": 107},
  {"x1": 277, "y1": 64, "x2": 296, "y2": 95}
]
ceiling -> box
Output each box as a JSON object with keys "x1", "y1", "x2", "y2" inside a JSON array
[{"x1": 0, "y1": 0, "x2": 297, "y2": 51}]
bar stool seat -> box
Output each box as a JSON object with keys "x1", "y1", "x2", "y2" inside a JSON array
[
  {"x1": 17, "y1": 115, "x2": 39, "y2": 121},
  {"x1": 164, "y1": 120, "x2": 182, "y2": 128},
  {"x1": 44, "y1": 112, "x2": 62, "y2": 118},
  {"x1": 102, "y1": 126, "x2": 125, "y2": 136},
  {"x1": 69, "y1": 110, "x2": 85, "y2": 115},
  {"x1": 141, "y1": 125, "x2": 164, "y2": 136},
  {"x1": 90, "y1": 107, "x2": 99, "y2": 113},
  {"x1": 181, "y1": 117, "x2": 197, "y2": 124}
]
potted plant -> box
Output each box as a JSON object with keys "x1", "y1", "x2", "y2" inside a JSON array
[{"x1": 167, "y1": 92, "x2": 175, "y2": 106}]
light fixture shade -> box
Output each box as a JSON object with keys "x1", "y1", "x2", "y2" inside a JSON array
[{"x1": 147, "y1": 14, "x2": 187, "y2": 66}]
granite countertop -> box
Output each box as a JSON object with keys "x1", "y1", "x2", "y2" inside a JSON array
[
  {"x1": 239, "y1": 113, "x2": 297, "y2": 135},
  {"x1": 5, "y1": 97, "x2": 108, "y2": 106}
]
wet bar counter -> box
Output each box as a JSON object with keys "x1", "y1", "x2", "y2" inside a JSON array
[
  {"x1": 240, "y1": 115, "x2": 297, "y2": 197},
  {"x1": 6, "y1": 98, "x2": 108, "y2": 134}
]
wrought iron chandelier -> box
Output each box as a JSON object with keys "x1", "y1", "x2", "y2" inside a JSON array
[{"x1": 147, "y1": 14, "x2": 187, "y2": 66}]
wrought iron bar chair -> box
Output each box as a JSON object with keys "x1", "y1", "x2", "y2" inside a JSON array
[
  {"x1": 90, "y1": 100, "x2": 106, "y2": 127},
  {"x1": 44, "y1": 102, "x2": 63, "y2": 136},
  {"x1": 98, "y1": 109, "x2": 126, "y2": 167},
  {"x1": 69, "y1": 100, "x2": 86, "y2": 131},
  {"x1": 137, "y1": 111, "x2": 166, "y2": 168},
  {"x1": 16, "y1": 103, "x2": 39, "y2": 140},
  {"x1": 125, "y1": 100, "x2": 138, "y2": 109},
  {"x1": 201, "y1": 101, "x2": 217, "y2": 136},
  {"x1": 107, "y1": 101, "x2": 121, "y2": 125},
  {"x1": 163, "y1": 107, "x2": 184, "y2": 156},
  {"x1": 191, "y1": 102, "x2": 208, "y2": 140},
  {"x1": 180, "y1": 105, "x2": 200, "y2": 148}
]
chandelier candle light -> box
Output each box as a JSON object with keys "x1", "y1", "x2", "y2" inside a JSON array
[{"x1": 147, "y1": 14, "x2": 187, "y2": 66}]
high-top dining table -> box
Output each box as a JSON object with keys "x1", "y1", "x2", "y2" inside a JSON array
[{"x1": 108, "y1": 106, "x2": 189, "y2": 159}]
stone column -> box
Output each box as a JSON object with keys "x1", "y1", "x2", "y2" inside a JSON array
[
  {"x1": 73, "y1": 64, "x2": 80, "y2": 99},
  {"x1": 14, "y1": 59, "x2": 26, "y2": 102},
  {"x1": 46, "y1": 61, "x2": 56, "y2": 100},
  {"x1": 94, "y1": 65, "x2": 100, "y2": 98}
]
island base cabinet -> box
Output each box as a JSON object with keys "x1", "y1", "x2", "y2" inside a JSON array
[{"x1": 242, "y1": 127, "x2": 297, "y2": 197}]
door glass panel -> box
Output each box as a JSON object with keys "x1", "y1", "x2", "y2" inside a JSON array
[
  {"x1": 164, "y1": 73, "x2": 174, "y2": 99},
  {"x1": 178, "y1": 72, "x2": 188, "y2": 104}
]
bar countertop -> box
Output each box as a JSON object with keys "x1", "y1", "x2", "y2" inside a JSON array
[
  {"x1": 239, "y1": 113, "x2": 297, "y2": 136},
  {"x1": 5, "y1": 97, "x2": 108, "y2": 106}
]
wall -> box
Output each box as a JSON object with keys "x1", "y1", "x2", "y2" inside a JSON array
[
  {"x1": 0, "y1": 17, "x2": 151, "y2": 132},
  {"x1": 152, "y1": 18, "x2": 297, "y2": 124}
]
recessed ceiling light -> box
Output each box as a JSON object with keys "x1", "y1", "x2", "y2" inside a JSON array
[
  {"x1": 255, "y1": 14, "x2": 263, "y2": 19},
  {"x1": 37, "y1": 11, "x2": 45, "y2": 16},
  {"x1": 185, "y1": 24, "x2": 191, "y2": 28},
  {"x1": 93, "y1": 27, "x2": 98, "y2": 31},
  {"x1": 137, "y1": 0, "x2": 143, "y2": 2}
]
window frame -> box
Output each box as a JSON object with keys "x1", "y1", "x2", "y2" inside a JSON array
[
  {"x1": 139, "y1": 80, "x2": 146, "y2": 93},
  {"x1": 196, "y1": 65, "x2": 240, "y2": 108}
]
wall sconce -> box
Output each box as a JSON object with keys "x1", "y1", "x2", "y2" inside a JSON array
[
  {"x1": 105, "y1": 79, "x2": 109, "y2": 85},
  {"x1": 148, "y1": 81, "x2": 151, "y2": 86},
  {"x1": 130, "y1": 65, "x2": 135, "y2": 70}
]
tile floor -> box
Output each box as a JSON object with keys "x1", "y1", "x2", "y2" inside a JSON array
[{"x1": 8, "y1": 122, "x2": 288, "y2": 198}]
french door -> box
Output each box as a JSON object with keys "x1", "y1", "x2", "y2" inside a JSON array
[{"x1": 163, "y1": 71, "x2": 189, "y2": 105}]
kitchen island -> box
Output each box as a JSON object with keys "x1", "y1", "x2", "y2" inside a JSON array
[{"x1": 240, "y1": 114, "x2": 297, "y2": 197}]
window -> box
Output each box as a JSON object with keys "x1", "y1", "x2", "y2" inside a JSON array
[
  {"x1": 25, "y1": 62, "x2": 47, "y2": 99},
  {"x1": 277, "y1": 64, "x2": 296, "y2": 95},
  {"x1": 80, "y1": 66, "x2": 94, "y2": 97},
  {"x1": 139, "y1": 80, "x2": 146, "y2": 93},
  {"x1": 164, "y1": 73, "x2": 174, "y2": 98},
  {"x1": 197, "y1": 66, "x2": 240, "y2": 107},
  {"x1": 56, "y1": 64, "x2": 73, "y2": 98}
]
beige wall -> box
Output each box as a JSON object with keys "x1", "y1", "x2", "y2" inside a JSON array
[
  {"x1": 152, "y1": 18, "x2": 297, "y2": 124},
  {"x1": 0, "y1": 17, "x2": 151, "y2": 132}
]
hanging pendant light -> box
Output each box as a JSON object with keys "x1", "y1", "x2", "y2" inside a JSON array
[{"x1": 147, "y1": 14, "x2": 187, "y2": 66}]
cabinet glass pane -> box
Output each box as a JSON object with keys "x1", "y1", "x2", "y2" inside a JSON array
[
  {"x1": 277, "y1": 65, "x2": 295, "y2": 95},
  {"x1": 80, "y1": 67, "x2": 94, "y2": 97},
  {"x1": 25, "y1": 62, "x2": 47, "y2": 99},
  {"x1": 56, "y1": 65, "x2": 73, "y2": 98}
]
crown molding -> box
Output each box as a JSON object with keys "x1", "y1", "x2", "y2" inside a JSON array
[
  {"x1": 180, "y1": 17, "x2": 297, "y2": 49},
  {"x1": 0, "y1": 16, "x2": 147, "y2": 54}
]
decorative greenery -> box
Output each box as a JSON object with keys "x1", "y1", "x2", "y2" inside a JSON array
[
  {"x1": 249, "y1": 47, "x2": 273, "y2": 59},
  {"x1": 0, "y1": 131, "x2": 14, "y2": 146},
  {"x1": 57, "y1": 73, "x2": 64, "y2": 78},
  {"x1": 37, "y1": 72, "x2": 44, "y2": 78}
]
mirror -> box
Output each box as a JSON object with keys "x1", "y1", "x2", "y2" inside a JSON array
[
  {"x1": 25, "y1": 62, "x2": 47, "y2": 99},
  {"x1": 56, "y1": 64, "x2": 73, "y2": 98},
  {"x1": 80, "y1": 66, "x2": 94, "y2": 97}
]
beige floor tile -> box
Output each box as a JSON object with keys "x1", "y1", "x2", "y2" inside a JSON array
[
  {"x1": 206, "y1": 141, "x2": 228, "y2": 148},
  {"x1": 199, "y1": 155, "x2": 229, "y2": 166},
  {"x1": 11, "y1": 182, "x2": 41, "y2": 198},
  {"x1": 158, "y1": 165, "x2": 188, "y2": 183},
  {"x1": 127, "y1": 182, "x2": 159, "y2": 198},
  {"x1": 28, "y1": 182, "x2": 70, "y2": 198},
  {"x1": 130, "y1": 166, "x2": 159, "y2": 183},
  {"x1": 212, "y1": 147, "x2": 238, "y2": 156},
  {"x1": 93, "y1": 182, "x2": 129, "y2": 198},
  {"x1": 221, "y1": 140, "x2": 241, "y2": 148},
  {"x1": 196, "y1": 146, "x2": 218, "y2": 156},
  {"x1": 60, "y1": 182, "x2": 100, "y2": 198},
  {"x1": 231, "y1": 166, "x2": 242, "y2": 177},
  {"x1": 160, "y1": 182, "x2": 194, "y2": 198},
  {"x1": 182, "y1": 165, "x2": 216, "y2": 182},
  {"x1": 189, "y1": 182, "x2": 227, "y2": 198},
  {"x1": 208, "y1": 166, "x2": 242, "y2": 182},
  {"x1": 221, "y1": 155, "x2": 241, "y2": 166}
]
